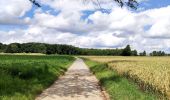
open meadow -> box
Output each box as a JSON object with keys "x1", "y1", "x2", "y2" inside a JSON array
[
  {"x1": 83, "y1": 56, "x2": 170, "y2": 99},
  {"x1": 0, "y1": 55, "x2": 74, "y2": 100}
]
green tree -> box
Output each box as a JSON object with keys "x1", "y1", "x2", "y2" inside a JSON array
[
  {"x1": 46, "y1": 44, "x2": 56, "y2": 54},
  {"x1": 161, "y1": 51, "x2": 165, "y2": 56},
  {"x1": 31, "y1": 43, "x2": 46, "y2": 54},
  {"x1": 143, "y1": 51, "x2": 146, "y2": 56},
  {"x1": 139, "y1": 51, "x2": 146, "y2": 56},
  {"x1": 0, "y1": 43, "x2": 3, "y2": 52},
  {"x1": 122, "y1": 45, "x2": 131, "y2": 56},
  {"x1": 131, "y1": 50, "x2": 138, "y2": 56},
  {"x1": 37, "y1": 44, "x2": 47, "y2": 54},
  {"x1": 5, "y1": 43, "x2": 20, "y2": 53},
  {"x1": 150, "y1": 51, "x2": 166, "y2": 56}
]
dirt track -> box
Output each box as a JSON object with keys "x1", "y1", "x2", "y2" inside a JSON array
[{"x1": 36, "y1": 58, "x2": 105, "y2": 100}]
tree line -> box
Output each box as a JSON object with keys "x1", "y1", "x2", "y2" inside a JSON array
[
  {"x1": 149, "y1": 51, "x2": 167, "y2": 56},
  {"x1": 0, "y1": 43, "x2": 169, "y2": 56}
]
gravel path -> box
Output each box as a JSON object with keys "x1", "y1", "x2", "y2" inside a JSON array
[{"x1": 36, "y1": 58, "x2": 105, "y2": 100}]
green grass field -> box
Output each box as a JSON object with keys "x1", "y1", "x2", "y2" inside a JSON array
[{"x1": 0, "y1": 55, "x2": 75, "y2": 100}]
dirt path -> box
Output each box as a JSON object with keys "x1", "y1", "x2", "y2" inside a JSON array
[{"x1": 36, "y1": 58, "x2": 105, "y2": 100}]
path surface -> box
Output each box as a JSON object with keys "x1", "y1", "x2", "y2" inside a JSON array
[{"x1": 36, "y1": 58, "x2": 105, "y2": 100}]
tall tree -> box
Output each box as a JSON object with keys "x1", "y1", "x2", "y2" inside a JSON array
[
  {"x1": 122, "y1": 45, "x2": 132, "y2": 56},
  {"x1": 143, "y1": 51, "x2": 146, "y2": 56}
]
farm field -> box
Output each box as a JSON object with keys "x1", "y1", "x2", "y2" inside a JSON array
[
  {"x1": 0, "y1": 55, "x2": 75, "y2": 100},
  {"x1": 83, "y1": 56, "x2": 170, "y2": 99}
]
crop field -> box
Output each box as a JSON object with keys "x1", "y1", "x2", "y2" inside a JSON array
[
  {"x1": 83, "y1": 56, "x2": 170, "y2": 99},
  {"x1": 0, "y1": 55, "x2": 74, "y2": 100}
]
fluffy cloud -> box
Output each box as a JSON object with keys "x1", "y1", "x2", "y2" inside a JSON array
[
  {"x1": 0, "y1": 0, "x2": 170, "y2": 53},
  {"x1": 143, "y1": 6, "x2": 170, "y2": 38},
  {"x1": 0, "y1": 0, "x2": 32, "y2": 25}
]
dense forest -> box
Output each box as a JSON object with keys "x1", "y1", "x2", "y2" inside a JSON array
[{"x1": 0, "y1": 43, "x2": 169, "y2": 56}]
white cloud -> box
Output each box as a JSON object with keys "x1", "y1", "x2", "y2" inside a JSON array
[
  {"x1": 40, "y1": 0, "x2": 95, "y2": 12},
  {"x1": 142, "y1": 6, "x2": 170, "y2": 38},
  {"x1": 0, "y1": 0, "x2": 32, "y2": 25},
  {"x1": 0, "y1": 0, "x2": 170, "y2": 53}
]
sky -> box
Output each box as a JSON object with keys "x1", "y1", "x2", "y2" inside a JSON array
[{"x1": 0, "y1": 0, "x2": 170, "y2": 53}]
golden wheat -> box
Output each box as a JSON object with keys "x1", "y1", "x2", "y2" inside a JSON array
[{"x1": 84, "y1": 56, "x2": 170, "y2": 98}]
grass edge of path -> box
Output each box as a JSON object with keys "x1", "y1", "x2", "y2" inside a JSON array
[{"x1": 82, "y1": 58, "x2": 158, "y2": 100}]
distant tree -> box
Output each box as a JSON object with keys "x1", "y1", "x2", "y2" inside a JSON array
[
  {"x1": 1, "y1": 42, "x2": 143, "y2": 56},
  {"x1": 161, "y1": 51, "x2": 166, "y2": 56},
  {"x1": 0, "y1": 43, "x2": 2, "y2": 47},
  {"x1": 139, "y1": 51, "x2": 146, "y2": 56},
  {"x1": 46, "y1": 44, "x2": 56, "y2": 54},
  {"x1": 1, "y1": 44, "x2": 7, "y2": 52},
  {"x1": 0, "y1": 43, "x2": 3, "y2": 52},
  {"x1": 5, "y1": 43, "x2": 20, "y2": 53},
  {"x1": 150, "y1": 51, "x2": 166, "y2": 56},
  {"x1": 152, "y1": 51, "x2": 157, "y2": 56},
  {"x1": 131, "y1": 50, "x2": 138, "y2": 56},
  {"x1": 31, "y1": 43, "x2": 46, "y2": 54},
  {"x1": 0, "y1": 43, "x2": 2, "y2": 48},
  {"x1": 122, "y1": 45, "x2": 131, "y2": 56},
  {"x1": 20, "y1": 43, "x2": 34, "y2": 53},
  {"x1": 37, "y1": 44, "x2": 47, "y2": 54},
  {"x1": 143, "y1": 51, "x2": 146, "y2": 56}
]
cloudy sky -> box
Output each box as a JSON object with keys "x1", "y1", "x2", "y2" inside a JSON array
[{"x1": 0, "y1": 0, "x2": 170, "y2": 53}]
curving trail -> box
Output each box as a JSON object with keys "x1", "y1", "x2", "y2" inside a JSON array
[{"x1": 36, "y1": 58, "x2": 105, "y2": 100}]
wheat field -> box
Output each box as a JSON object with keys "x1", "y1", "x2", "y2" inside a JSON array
[{"x1": 83, "y1": 56, "x2": 170, "y2": 98}]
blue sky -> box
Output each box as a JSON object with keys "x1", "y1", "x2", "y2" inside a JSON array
[
  {"x1": 0, "y1": 0, "x2": 170, "y2": 53},
  {"x1": 139, "y1": 0, "x2": 170, "y2": 9}
]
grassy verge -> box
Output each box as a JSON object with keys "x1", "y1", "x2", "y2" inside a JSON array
[
  {"x1": 0, "y1": 55, "x2": 75, "y2": 100},
  {"x1": 83, "y1": 59, "x2": 157, "y2": 100}
]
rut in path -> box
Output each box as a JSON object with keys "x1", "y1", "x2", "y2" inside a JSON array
[{"x1": 36, "y1": 58, "x2": 106, "y2": 100}]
